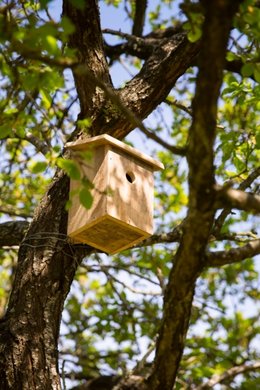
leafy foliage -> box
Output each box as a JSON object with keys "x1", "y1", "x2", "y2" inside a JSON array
[{"x1": 0, "y1": 1, "x2": 259, "y2": 389}]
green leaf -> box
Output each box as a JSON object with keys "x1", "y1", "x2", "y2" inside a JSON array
[
  {"x1": 77, "y1": 118, "x2": 92, "y2": 131},
  {"x1": 60, "y1": 16, "x2": 75, "y2": 35},
  {"x1": 39, "y1": 0, "x2": 53, "y2": 8},
  {"x1": 45, "y1": 35, "x2": 59, "y2": 55},
  {"x1": 79, "y1": 150, "x2": 93, "y2": 161},
  {"x1": 0, "y1": 125, "x2": 10, "y2": 139},
  {"x1": 256, "y1": 132, "x2": 260, "y2": 149},
  {"x1": 241, "y1": 63, "x2": 254, "y2": 77},
  {"x1": 253, "y1": 64, "x2": 260, "y2": 83},
  {"x1": 226, "y1": 51, "x2": 238, "y2": 62},
  {"x1": 57, "y1": 158, "x2": 81, "y2": 180},
  {"x1": 187, "y1": 27, "x2": 202, "y2": 43},
  {"x1": 79, "y1": 187, "x2": 93, "y2": 209},
  {"x1": 30, "y1": 161, "x2": 48, "y2": 173},
  {"x1": 40, "y1": 89, "x2": 52, "y2": 109},
  {"x1": 65, "y1": 199, "x2": 72, "y2": 211}
]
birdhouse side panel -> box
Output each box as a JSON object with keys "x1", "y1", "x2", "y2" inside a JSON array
[
  {"x1": 106, "y1": 148, "x2": 154, "y2": 234},
  {"x1": 67, "y1": 146, "x2": 109, "y2": 236}
]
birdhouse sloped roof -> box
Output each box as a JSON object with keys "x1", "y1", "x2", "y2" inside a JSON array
[{"x1": 66, "y1": 134, "x2": 164, "y2": 171}]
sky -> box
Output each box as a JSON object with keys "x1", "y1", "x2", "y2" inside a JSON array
[
  {"x1": 47, "y1": 0, "x2": 183, "y2": 156},
  {"x1": 1, "y1": 2, "x2": 259, "y2": 386}
]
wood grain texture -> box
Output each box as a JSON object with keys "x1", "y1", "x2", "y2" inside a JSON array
[{"x1": 67, "y1": 136, "x2": 162, "y2": 253}]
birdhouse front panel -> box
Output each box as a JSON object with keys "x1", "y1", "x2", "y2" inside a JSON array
[
  {"x1": 66, "y1": 135, "x2": 164, "y2": 254},
  {"x1": 105, "y1": 147, "x2": 154, "y2": 233}
]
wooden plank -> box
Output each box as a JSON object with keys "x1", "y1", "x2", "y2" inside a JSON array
[
  {"x1": 68, "y1": 215, "x2": 151, "y2": 254},
  {"x1": 106, "y1": 148, "x2": 154, "y2": 233},
  {"x1": 67, "y1": 134, "x2": 161, "y2": 253},
  {"x1": 67, "y1": 145, "x2": 108, "y2": 235},
  {"x1": 66, "y1": 134, "x2": 164, "y2": 171}
]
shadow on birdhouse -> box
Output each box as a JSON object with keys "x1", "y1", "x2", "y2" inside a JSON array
[{"x1": 66, "y1": 134, "x2": 164, "y2": 254}]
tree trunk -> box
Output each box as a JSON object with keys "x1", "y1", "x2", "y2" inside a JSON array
[
  {"x1": 0, "y1": 0, "x2": 203, "y2": 388},
  {"x1": 0, "y1": 172, "x2": 90, "y2": 389}
]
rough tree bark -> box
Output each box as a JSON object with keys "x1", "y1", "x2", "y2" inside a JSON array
[
  {"x1": 0, "y1": 0, "x2": 246, "y2": 389},
  {"x1": 147, "y1": 1, "x2": 242, "y2": 389}
]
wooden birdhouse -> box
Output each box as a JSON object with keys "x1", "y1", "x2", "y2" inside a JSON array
[{"x1": 66, "y1": 134, "x2": 164, "y2": 254}]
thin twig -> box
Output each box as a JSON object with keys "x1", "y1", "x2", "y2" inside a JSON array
[
  {"x1": 11, "y1": 48, "x2": 187, "y2": 155},
  {"x1": 214, "y1": 167, "x2": 260, "y2": 235},
  {"x1": 194, "y1": 361, "x2": 260, "y2": 389},
  {"x1": 206, "y1": 239, "x2": 260, "y2": 267}
]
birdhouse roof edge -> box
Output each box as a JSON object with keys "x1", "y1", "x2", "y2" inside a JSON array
[{"x1": 65, "y1": 134, "x2": 164, "y2": 171}]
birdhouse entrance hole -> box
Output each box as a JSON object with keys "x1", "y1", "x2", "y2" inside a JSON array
[
  {"x1": 66, "y1": 134, "x2": 164, "y2": 254},
  {"x1": 126, "y1": 171, "x2": 135, "y2": 183}
]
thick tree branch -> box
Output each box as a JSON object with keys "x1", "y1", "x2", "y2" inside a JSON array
[
  {"x1": 61, "y1": 34, "x2": 200, "y2": 143},
  {"x1": 104, "y1": 28, "x2": 257, "y2": 82},
  {"x1": 0, "y1": 2, "x2": 109, "y2": 384},
  {"x1": 206, "y1": 239, "x2": 260, "y2": 267},
  {"x1": 132, "y1": 0, "x2": 147, "y2": 37},
  {"x1": 11, "y1": 46, "x2": 187, "y2": 155},
  {"x1": 0, "y1": 221, "x2": 30, "y2": 248},
  {"x1": 195, "y1": 361, "x2": 260, "y2": 389},
  {"x1": 104, "y1": 26, "x2": 183, "y2": 61},
  {"x1": 214, "y1": 167, "x2": 260, "y2": 234},
  {"x1": 135, "y1": 228, "x2": 259, "y2": 249},
  {"x1": 63, "y1": 4, "x2": 201, "y2": 140},
  {"x1": 3, "y1": 218, "x2": 258, "y2": 265},
  {"x1": 12, "y1": 24, "x2": 200, "y2": 143},
  {"x1": 135, "y1": 226, "x2": 183, "y2": 247},
  {"x1": 104, "y1": 31, "x2": 154, "y2": 60},
  {"x1": 97, "y1": 34, "x2": 201, "y2": 139},
  {"x1": 2, "y1": 1, "x2": 256, "y2": 389},
  {"x1": 147, "y1": 2, "x2": 242, "y2": 389},
  {"x1": 215, "y1": 186, "x2": 260, "y2": 214},
  {"x1": 62, "y1": 0, "x2": 113, "y2": 120}
]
